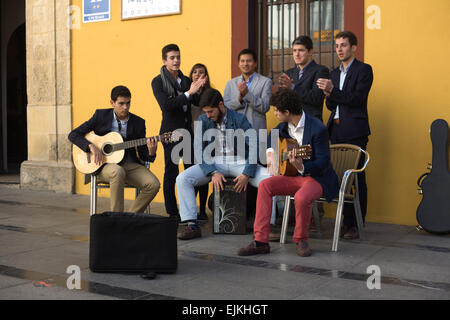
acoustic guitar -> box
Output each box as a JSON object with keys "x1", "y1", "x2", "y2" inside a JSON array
[
  {"x1": 416, "y1": 119, "x2": 450, "y2": 234},
  {"x1": 72, "y1": 131, "x2": 181, "y2": 174},
  {"x1": 267, "y1": 138, "x2": 312, "y2": 176}
]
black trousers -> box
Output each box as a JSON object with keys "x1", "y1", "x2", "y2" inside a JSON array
[
  {"x1": 330, "y1": 123, "x2": 368, "y2": 228},
  {"x1": 162, "y1": 141, "x2": 209, "y2": 216}
]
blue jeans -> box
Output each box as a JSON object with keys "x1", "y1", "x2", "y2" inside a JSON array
[{"x1": 176, "y1": 157, "x2": 271, "y2": 222}]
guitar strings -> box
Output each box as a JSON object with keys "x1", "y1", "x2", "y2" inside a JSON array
[{"x1": 110, "y1": 133, "x2": 170, "y2": 152}]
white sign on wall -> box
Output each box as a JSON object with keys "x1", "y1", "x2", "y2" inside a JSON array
[
  {"x1": 122, "y1": 0, "x2": 181, "y2": 20},
  {"x1": 83, "y1": 0, "x2": 110, "y2": 23}
]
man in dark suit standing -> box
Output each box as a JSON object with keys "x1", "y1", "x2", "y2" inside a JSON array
[
  {"x1": 279, "y1": 35, "x2": 329, "y2": 121},
  {"x1": 317, "y1": 31, "x2": 374, "y2": 239},
  {"x1": 276, "y1": 35, "x2": 329, "y2": 235},
  {"x1": 68, "y1": 85, "x2": 160, "y2": 213},
  {"x1": 152, "y1": 44, "x2": 207, "y2": 220}
]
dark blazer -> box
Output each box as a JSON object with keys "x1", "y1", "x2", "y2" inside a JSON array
[
  {"x1": 268, "y1": 113, "x2": 339, "y2": 202},
  {"x1": 68, "y1": 108, "x2": 155, "y2": 164},
  {"x1": 326, "y1": 59, "x2": 373, "y2": 140},
  {"x1": 285, "y1": 60, "x2": 329, "y2": 120},
  {"x1": 151, "y1": 74, "x2": 192, "y2": 135}
]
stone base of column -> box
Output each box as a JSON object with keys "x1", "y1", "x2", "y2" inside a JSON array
[{"x1": 20, "y1": 161, "x2": 74, "y2": 193}]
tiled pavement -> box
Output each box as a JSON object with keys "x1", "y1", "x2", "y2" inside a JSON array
[{"x1": 0, "y1": 184, "x2": 449, "y2": 301}]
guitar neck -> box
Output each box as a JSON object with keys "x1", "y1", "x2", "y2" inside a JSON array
[
  {"x1": 281, "y1": 150, "x2": 309, "y2": 162},
  {"x1": 112, "y1": 135, "x2": 163, "y2": 152}
]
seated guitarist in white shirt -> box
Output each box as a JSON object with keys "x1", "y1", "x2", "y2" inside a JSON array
[
  {"x1": 68, "y1": 85, "x2": 160, "y2": 213},
  {"x1": 237, "y1": 88, "x2": 338, "y2": 257}
]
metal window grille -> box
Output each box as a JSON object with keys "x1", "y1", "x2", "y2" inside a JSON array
[{"x1": 258, "y1": 0, "x2": 344, "y2": 80}]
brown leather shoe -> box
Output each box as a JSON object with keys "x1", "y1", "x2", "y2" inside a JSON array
[
  {"x1": 237, "y1": 241, "x2": 270, "y2": 256},
  {"x1": 177, "y1": 226, "x2": 202, "y2": 240},
  {"x1": 269, "y1": 231, "x2": 281, "y2": 242},
  {"x1": 340, "y1": 225, "x2": 351, "y2": 238},
  {"x1": 296, "y1": 240, "x2": 312, "y2": 257},
  {"x1": 343, "y1": 227, "x2": 359, "y2": 240}
]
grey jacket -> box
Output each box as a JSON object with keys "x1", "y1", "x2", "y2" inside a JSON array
[{"x1": 223, "y1": 72, "x2": 272, "y2": 132}]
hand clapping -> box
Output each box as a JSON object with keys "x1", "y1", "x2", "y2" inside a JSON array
[
  {"x1": 188, "y1": 74, "x2": 208, "y2": 96},
  {"x1": 316, "y1": 78, "x2": 333, "y2": 97},
  {"x1": 237, "y1": 82, "x2": 249, "y2": 102},
  {"x1": 279, "y1": 73, "x2": 294, "y2": 89}
]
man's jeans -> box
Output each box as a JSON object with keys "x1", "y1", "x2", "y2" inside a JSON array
[{"x1": 176, "y1": 157, "x2": 271, "y2": 222}]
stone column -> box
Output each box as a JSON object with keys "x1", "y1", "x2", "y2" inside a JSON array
[{"x1": 21, "y1": 0, "x2": 74, "y2": 193}]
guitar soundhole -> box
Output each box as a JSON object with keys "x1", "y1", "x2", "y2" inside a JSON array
[{"x1": 102, "y1": 143, "x2": 113, "y2": 155}]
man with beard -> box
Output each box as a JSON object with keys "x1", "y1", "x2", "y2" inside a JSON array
[{"x1": 175, "y1": 88, "x2": 271, "y2": 240}]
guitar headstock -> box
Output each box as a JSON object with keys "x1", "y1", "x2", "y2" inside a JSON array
[
  {"x1": 160, "y1": 131, "x2": 183, "y2": 144},
  {"x1": 295, "y1": 145, "x2": 312, "y2": 159}
]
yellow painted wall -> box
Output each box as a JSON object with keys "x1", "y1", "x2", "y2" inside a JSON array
[
  {"x1": 71, "y1": 0, "x2": 231, "y2": 202},
  {"x1": 359, "y1": 0, "x2": 450, "y2": 225}
]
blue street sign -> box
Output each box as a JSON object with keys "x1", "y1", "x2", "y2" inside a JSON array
[{"x1": 83, "y1": 0, "x2": 110, "y2": 23}]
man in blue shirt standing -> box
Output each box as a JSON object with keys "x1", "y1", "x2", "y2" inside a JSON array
[
  {"x1": 224, "y1": 49, "x2": 272, "y2": 133},
  {"x1": 317, "y1": 31, "x2": 374, "y2": 239}
]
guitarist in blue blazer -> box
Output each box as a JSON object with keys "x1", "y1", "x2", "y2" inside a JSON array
[
  {"x1": 317, "y1": 31, "x2": 374, "y2": 239},
  {"x1": 68, "y1": 85, "x2": 160, "y2": 213},
  {"x1": 238, "y1": 88, "x2": 338, "y2": 257}
]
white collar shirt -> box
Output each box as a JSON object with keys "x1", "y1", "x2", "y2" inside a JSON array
[
  {"x1": 287, "y1": 111, "x2": 306, "y2": 174},
  {"x1": 288, "y1": 110, "x2": 306, "y2": 145}
]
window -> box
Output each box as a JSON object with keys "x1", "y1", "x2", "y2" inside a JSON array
[
  {"x1": 309, "y1": 0, "x2": 344, "y2": 67},
  {"x1": 257, "y1": 0, "x2": 344, "y2": 80}
]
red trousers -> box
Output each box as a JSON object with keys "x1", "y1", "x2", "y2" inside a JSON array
[{"x1": 254, "y1": 175, "x2": 323, "y2": 244}]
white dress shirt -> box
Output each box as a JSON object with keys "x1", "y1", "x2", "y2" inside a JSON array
[
  {"x1": 287, "y1": 111, "x2": 306, "y2": 174},
  {"x1": 267, "y1": 111, "x2": 306, "y2": 175}
]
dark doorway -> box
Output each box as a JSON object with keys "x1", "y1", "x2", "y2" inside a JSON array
[
  {"x1": 5, "y1": 23, "x2": 27, "y2": 173},
  {"x1": 0, "y1": 0, "x2": 26, "y2": 183}
]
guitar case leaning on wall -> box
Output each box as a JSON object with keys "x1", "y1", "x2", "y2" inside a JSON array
[
  {"x1": 90, "y1": 212, "x2": 178, "y2": 274},
  {"x1": 416, "y1": 119, "x2": 450, "y2": 234}
]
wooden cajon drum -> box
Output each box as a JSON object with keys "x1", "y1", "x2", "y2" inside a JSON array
[{"x1": 213, "y1": 180, "x2": 247, "y2": 234}]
